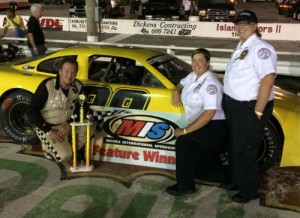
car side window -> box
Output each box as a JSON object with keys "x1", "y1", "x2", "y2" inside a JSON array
[
  {"x1": 88, "y1": 56, "x2": 113, "y2": 81},
  {"x1": 89, "y1": 56, "x2": 145, "y2": 86},
  {"x1": 37, "y1": 55, "x2": 77, "y2": 74},
  {"x1": 141, "y1": 70, "x2": 164, "y2": 88}
]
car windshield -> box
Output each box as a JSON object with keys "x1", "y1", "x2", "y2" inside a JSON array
[{"x1": 148, "y1": 54, "x2": 192, "y2": 85}]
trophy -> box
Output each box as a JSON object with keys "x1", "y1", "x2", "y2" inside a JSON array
[
  {"x1": 78, "y1": 94, "x2": 86, "y2": 123},
  {"x1": 69, "y1": 94, "x2": 94, "y2": 172}
]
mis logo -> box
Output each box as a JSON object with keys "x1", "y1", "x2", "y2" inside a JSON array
[{"x1": 103, "y1": 114, "x2": 178, "y2": 144}]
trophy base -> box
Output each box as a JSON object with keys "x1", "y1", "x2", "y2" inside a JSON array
[{"x1": 69, "y1": 165, "x2": 94, "y2": 173}]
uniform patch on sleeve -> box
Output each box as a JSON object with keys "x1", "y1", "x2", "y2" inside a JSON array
[
  {"x1": 257, "y1": 48, "x2": 271, "y2": 59},
  {"x1": 206, "y1": 84, "x2": 217, "y2": 95}
]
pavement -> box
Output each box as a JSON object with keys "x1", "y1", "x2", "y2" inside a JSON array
[{"x1": 1, "y1": 142, "x2": 300, "y2": 218}]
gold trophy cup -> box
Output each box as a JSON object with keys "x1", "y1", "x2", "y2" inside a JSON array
[{"x1": 78, "y1": 94, "x2": 86, "y2": 123}]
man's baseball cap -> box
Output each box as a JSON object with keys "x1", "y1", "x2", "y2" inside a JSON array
[{"x1": 234, "y1": 10, "x2": 258, "y2": 24}]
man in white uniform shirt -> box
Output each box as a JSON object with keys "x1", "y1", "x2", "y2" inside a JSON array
[{"x1": 222, "y1": 10, "x2": 277, "y2": 203}]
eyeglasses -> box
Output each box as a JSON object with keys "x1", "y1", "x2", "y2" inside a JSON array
[{"x1": 234, "y1": 21, "x2": 252, "y2": 27}]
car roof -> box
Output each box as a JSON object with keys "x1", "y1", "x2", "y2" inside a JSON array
[{"x1": 55, "y1": 46, "x2": 166, "y2": 61}]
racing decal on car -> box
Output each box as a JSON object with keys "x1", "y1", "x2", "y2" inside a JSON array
[
  {"x1": 109, "y1": 89, "x2": 150, "y2": 110},
  {"x1": 122, "y1": 98, "x2": 133, "y2": 108},
  {"x1": 22, "y1": 65, "x2": 35, "y2": 70},
  {"x1": 103, "y1": 114, "x2": 178, "y2": 146},
  {"x1": 87, "y1": 94, "x2": 97, "y2": 104}
]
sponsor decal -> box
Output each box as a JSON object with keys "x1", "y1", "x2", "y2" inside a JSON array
[
  {"x1": 103, "y1": 114, "x2": 178, "y2": 145},
  {"x1": 22, "y1": 65, "x2": 35, "y2": 70}
]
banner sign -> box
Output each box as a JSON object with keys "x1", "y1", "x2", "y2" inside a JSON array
[
  {"x1": 0, "y1": 15, "x2": 69, "y2": 31},
  {"x1": 1, "y1": 15, "x2": 299, "y2": 41},
  {"x1": 98, "y1": 19, "x2": 300, "y2": 41},
  {"x1": 90, "y1": 108, "x2": 187, "y2": 170}
]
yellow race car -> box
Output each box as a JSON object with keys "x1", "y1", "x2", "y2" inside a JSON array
[{"x1": 0, "y1": 46, "x2": 299, "y2": 171}]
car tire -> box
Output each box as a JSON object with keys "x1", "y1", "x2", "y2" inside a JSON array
[
  {"x1": 257, "y1": 121, "x2": 282, "y2": 172},
  {"x1": 293, "y1": 12, "x2": 297, "y2": 20},
  {"x1": 218, "y1": 120, "x2": 282, "y2": 172},
  {"x1": 297, "y1": 12, "x2": 300, "y2": 21},
  {"x1": 0, "y1": 91, "x2": 38, "y2": 144}
]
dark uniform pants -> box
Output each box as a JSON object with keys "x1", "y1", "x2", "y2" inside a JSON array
[
  {"x1": 223, "y1": 94, "x2": 273, "y2": 198},
  {"x1": 175, "y1": 120, "x2": 228, "y2": 187}
]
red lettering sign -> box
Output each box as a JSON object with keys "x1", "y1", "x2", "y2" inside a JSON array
[{"x1": 40, "y1": 18, "x2": 63, "y2": 29}]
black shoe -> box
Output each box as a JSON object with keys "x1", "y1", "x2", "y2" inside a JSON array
[
  {"x1": 219, "y1": 183, "x2": 238, "y2": 191},
  {"x1": 232, "y1": 193, "x2": 259, "y2": 204},
  {"x1": 166, "y1": 183, "x2": 196, "y2": 196}
]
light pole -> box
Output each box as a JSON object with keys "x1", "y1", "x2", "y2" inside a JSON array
[{"x1": 86, "y1": 0, "x2": 99, "y2": 42}]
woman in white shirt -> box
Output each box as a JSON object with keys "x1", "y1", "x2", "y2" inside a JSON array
[{"x1": 166, "y1": 48, "x2": 228, "y2": 196}]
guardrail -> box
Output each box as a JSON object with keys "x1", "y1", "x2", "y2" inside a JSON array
[{"x1": 2, "y1": 37, "x2": 300, "y2": 77}]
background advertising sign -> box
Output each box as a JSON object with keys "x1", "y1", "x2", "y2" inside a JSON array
[{"x1": 1, "y1": 15, "x2": 300, "y2": 41}]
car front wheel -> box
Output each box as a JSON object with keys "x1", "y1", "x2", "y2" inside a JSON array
[{"x1": 0, "y1": 91, "x2": 38, "y2": 144}]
